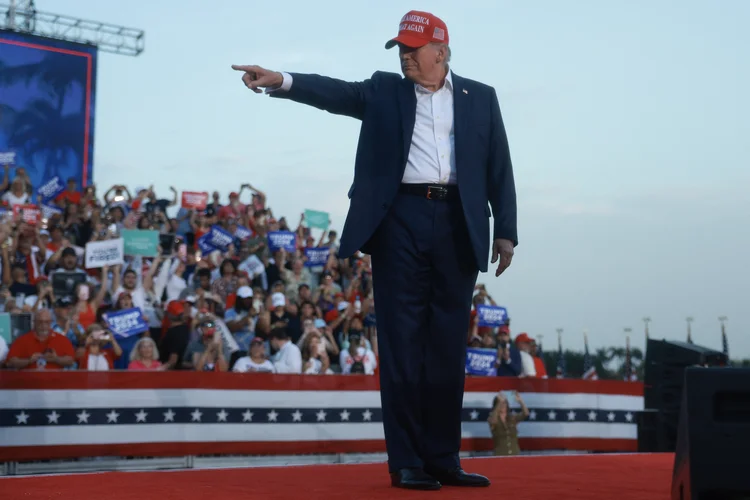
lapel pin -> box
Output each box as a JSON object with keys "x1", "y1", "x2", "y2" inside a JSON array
[{"x1": 463, "y1": 89, "x2": 468, "y2": 94}]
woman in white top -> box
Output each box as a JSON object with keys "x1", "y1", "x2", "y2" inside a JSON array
[
  {"x1": 232, "y1": 336, "x2": 275, "y2": 373},
  {"x1": 1, "y1": 177, "x2": 30, "y2": 207},
  {"x1": 301, "y1": 333, "x2": 334, "y2": 375}
]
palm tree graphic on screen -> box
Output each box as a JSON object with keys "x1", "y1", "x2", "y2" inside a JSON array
[{"x1": 0, "y1": 49, "x2": 90, "y2": 189}]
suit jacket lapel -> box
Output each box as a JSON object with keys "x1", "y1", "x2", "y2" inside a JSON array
[{"x1": 398, "y1": 78, "x2": 417, "y2": 175}]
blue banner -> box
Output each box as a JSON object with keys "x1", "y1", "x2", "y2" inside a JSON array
[
  {"x1": 104, "y1": 308, "x2": 149, "y2": 338},
  {"x1": 267, "y1": 231, "x2": 296, "y2": 253},
  {"x1": 206, "y1": 225, "x2": 233, "y2": 252},
  {"x1": 0, "y1": 31, "x2": 98, "y2": 192},
  {"x1": 465, "y1": 348, "x2": 498, "y2": 376},
  {"x1": 197, "y1": 233, "x2": 216, "y2": 255},
  {"x1": 476, "y1": 305, "x2": 508, "y2": 327},
  {"x1": 41, "y1": 204, "x2": 63, "y2": 221},
  {"x1": 304, "y1": 247, "x2": 330, "y2": 267},
  {"x1": 38, "y1": 176, "x2": 65, "y2": 202},
  {"x1": 234, "y1": 225, "x2": 253, "y2": 241}
]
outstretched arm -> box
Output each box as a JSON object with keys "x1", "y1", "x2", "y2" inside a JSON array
[{"x1": 231, "y1": 65, "x2": 373, "y2": 121}]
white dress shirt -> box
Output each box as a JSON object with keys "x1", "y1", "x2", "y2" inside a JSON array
[
  {"x1": 272, "y1": 340, "x2": 303, "y2": 374},
  {"x1": 273, "y1": 71, "x2": 456, "y2": 185}
]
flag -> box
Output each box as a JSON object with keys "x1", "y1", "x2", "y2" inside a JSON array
[
  {"x1": 721, "y1": 322, "x2": 730, "y2": 365},
  {"x1": 582, "y1": 336, "x2": 598, "y2": 381},
  {"x1": 624, "y1": 338, "x2": 637, "y2": 382},
  {"x1": 556, "y1": 337, "x2": 566, "y2": 379}
]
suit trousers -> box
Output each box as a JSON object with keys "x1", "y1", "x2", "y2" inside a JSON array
[{"x1": 369, "y1": 191, "x2": 479, "y2": 472}]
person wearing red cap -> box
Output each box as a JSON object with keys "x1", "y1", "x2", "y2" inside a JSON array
[{"x1": 232, "y1": 9, "x2": 518, "y2": 491}]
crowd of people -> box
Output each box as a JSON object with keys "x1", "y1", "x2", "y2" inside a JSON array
[{"x1": 0, "y1": 172, "x2": 535, "y2": 378}]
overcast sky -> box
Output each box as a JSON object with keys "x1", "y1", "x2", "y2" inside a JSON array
[{"x1": 44, "y1": 0, "x2": 748, "y2": 356}]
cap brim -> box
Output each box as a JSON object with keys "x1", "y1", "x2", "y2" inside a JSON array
[{"x1": 385, "y1": 34, "x2": 430, "y2": 49}]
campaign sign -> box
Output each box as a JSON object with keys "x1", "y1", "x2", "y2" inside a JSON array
[
  {"x1": 304, "y1": 247, "x2": 330, "y2": 267},
  {"x1": 197, "y1": 233, "x2": 216, "y2": 255},
  {"x1": 104, "y1": 308, "x2": 149, "y2": 338},
  {"x1": 267, "y1": 231, "x2": 296, "y2": 252},
  {"x1": 51, "y1": 271, "x2": 87, "y2": 299},
  {"x1": 476, "y1": 305, "x2": 508, "y2": 327},
  {"x1": 181, "y1": 191, "x2": 208, "y2": 210},
  {"x1": 238, "y1": 254, "x2": 265, "y2": 278},
  {"x1": 234, "y1": 225, "x2": 253, "y2": 241},
  {"x1": 122, "y1": 229, "x2": 159, "y2": 257},
  {"x1": 465, "y1": 348, "x2": 498, "y2": 376},
  {"x1": 85, "y1": 238, "x2": 124, "y2": 269},
  {"x1": 304, "y1": 209, "x2": 330, "y2": 230},
  {"x1": 0, "y1": 151, "x2": 16, "y2": 165},
  {"x1": 38, "y1": 176, "x2": 65, "y2": 203},
  {"x1": 41, "y1": 204, "x2": 63, "y2": 221},
  {"x1": 13, "y1": 204, "x2": 40, "y2": 225},
  {"x1": 206, "y1": 225, "x2": 233, "y2": 252}
]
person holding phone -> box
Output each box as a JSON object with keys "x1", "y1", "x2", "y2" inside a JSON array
[
  {"x1": 301, "y1": 333, "x2": 333, "y2": 375},
  {"x1": 76, "y1": 324, "x2": 123, "y2": 371},
  {"x1": 487, "y1": 391, "x2": 530, "y2": 456}
]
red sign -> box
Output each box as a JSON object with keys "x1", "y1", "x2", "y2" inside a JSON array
[
  {"x1": 181, "y1": 191, "x2": 208, "y2": 210},
  {"x1": 13, "y1": 204, "x2": 40, "y2": 225}
]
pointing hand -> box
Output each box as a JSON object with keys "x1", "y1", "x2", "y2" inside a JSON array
[{"x1": 231, "y1": 65, "x2": 283, "y2": 93}]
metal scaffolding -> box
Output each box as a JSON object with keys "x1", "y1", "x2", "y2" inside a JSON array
[{"x1": 0, "y1": 0, "x2": 144, "y2": 56}]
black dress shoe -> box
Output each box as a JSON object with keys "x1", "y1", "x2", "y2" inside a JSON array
[
  {"x1": 424, "y1": 467, "x2": 490, "y2": 487},
  {"x1": 390, "y1": 468, "x2": 441, "y2": 490}
]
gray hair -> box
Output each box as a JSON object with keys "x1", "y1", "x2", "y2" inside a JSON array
[
  {"x1": 430, "y1": 43, "x2": 451, "y2": 66},
  {"x1": 130, "y1": 336, "x2": 160, "y2": 363}
]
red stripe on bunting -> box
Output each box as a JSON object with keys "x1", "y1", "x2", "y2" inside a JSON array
[
  {"x1": 0, "y1": 437, "x2": 637, "y2": 462},
  {"x1": 0, "y1": 372, "x2": 644, "y2": 396}
]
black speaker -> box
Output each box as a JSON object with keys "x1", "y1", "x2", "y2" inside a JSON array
[
  {"x1": 671, "y1": 367, "x2": 750, "y2": 500},
  {"x1": 644, "y1": 339, "x2": 728, "y2": 452},
  {"x1": 636, "y1": 409, "x2": 659, "y2": 452}
]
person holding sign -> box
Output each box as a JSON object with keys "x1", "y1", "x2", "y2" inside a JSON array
[{"x1": 232, "y1": 9, "x2": 517, "y2": 490}]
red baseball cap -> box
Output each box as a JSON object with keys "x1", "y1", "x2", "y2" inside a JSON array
[{"x1": 385, "y1": 10, "x2": 449, "y2": 50}]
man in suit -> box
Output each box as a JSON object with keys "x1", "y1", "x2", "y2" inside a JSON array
[{"x1": 232, "y1": 9, "x2": 517, "y2": 491}]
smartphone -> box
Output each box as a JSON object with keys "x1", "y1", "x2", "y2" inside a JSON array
[{"x1": 316, "y1": 343, "x2": 325, "y2": 356}]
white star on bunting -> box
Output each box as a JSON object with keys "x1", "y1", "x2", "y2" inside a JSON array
[
  {"x1": 547, "y1": 411, "x2": 557, "y2": 421},
  {"x1": 77, "y1": 410, "x2": 90, "y2": 424},
  {"x1": 15, "y1": 411, "x2": 29, "y2": 425},
  {"x1": 362, "y1": 410, "x2": 372, "y2": 421},
  {"x1": 267, "y1": 410, "x2": 278, "y2": 422},
  {"x1": 242, "y1": 410, "x2": 253, "y2": 422},
  {"x1": 191, "y1": 409, "x2": 203, "y2": 422},
  {"x1": 47, "y1": 411, "x2": 60, "y2": 424},
  {"x1": 588, "y1": 411, "x2": 597, "y2": 421},
  {"x1": 163, "y1": 409, "x2": 176, "y2": 422},
  {"x1": 106, "y1": 410, "x2": 120, "y2": 423},
  {"x1": 567, "y1": 411, "x2": 576, "y2": 421},
  {"x1": 316, "y1": 410, "x2": 327, "y2": 422},
  {"x1": 339, "y1": 410, "x2": 350, "y2": 421},
  {"x1": 291, "y1": 410, "x2": 302, "y2": 422},
  {"x1": 135, "y1": 410, "x2": 148, "y2": 423},
  {"x1": 528, "y1": 410, "x2": 537, "y2": 420},
  {"x1": 625, "y1": 412, "x2": 633, "y2": 422},
  {"x1": 217, "y1": 410, "x2": 228, "y2": 422},
  {"x1": 469, "y1": 410, "x2": 479, "y2": 421},
  {"x1": 607, "y1": 412, "x2": 615, "y2": 422}
]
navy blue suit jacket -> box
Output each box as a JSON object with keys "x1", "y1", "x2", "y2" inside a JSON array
[{"x1": 271, "y1": 70, "x2": 517, "y2": 273}]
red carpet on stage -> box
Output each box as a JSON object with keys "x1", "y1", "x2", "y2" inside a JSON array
[{"x1": 0, "y1": 453, "x2": 673, "y2": 499}]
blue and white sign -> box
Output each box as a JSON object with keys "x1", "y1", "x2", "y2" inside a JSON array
[
  {"x1": 304, "y1": 247, "x2": 330, "y2": 267},
  {"x1": 234, "y1": 225, "x2": 253, "y2": 241},
  {"x1": 197, "y1": 233, "x2": 216, "y2": 255},
  {"x1": 465, "y1": 348, "x2": 498, "y2": 376},
  {"x1": 205, "y1": 225, "x2": 233, "y2": 252},
  {"x1": 38, "y1": 176, "x2": 65, "y2": 203},
  {"x1": 267, "y1": 231, "x2": 296, "y2": 253},
  {"x1": 104, "y1": 308, "x2": 149, "y2": 338},
  {"x1": 41, "y1": 204, "x2": 63, "y2": 221},
  {"x1": 476, "y1": 305, "x2": 508, "y2": 327}
]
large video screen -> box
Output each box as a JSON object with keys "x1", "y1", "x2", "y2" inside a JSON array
[{"x1": 0, "y1": 30, "x2": 97, "y2": 192}]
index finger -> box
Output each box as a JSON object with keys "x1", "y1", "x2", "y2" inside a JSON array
[{"x1": 231, "y1": 64, "x2": 258, "y2": 72}]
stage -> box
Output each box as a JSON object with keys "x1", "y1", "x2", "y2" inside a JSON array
[{"x1": 0, "y1": 453, "x2": 672, "y2": 499}]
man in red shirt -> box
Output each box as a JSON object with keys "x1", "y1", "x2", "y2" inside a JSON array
[{"x1": 5, "y1": 309, "x2": 75, "y2": 370}]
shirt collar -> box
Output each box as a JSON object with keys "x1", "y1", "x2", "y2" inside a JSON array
[{"x1": 415, "y1": 70, "x2": 453, "y2": 94}]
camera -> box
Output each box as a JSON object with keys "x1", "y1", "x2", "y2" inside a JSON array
[{"x1": 498, "y1": 340, "x2": 507, "y2": 349}]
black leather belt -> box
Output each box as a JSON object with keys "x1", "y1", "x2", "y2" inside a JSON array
[{"x1": 399, "y1": 183, "x2": 459, "y2": 201}]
